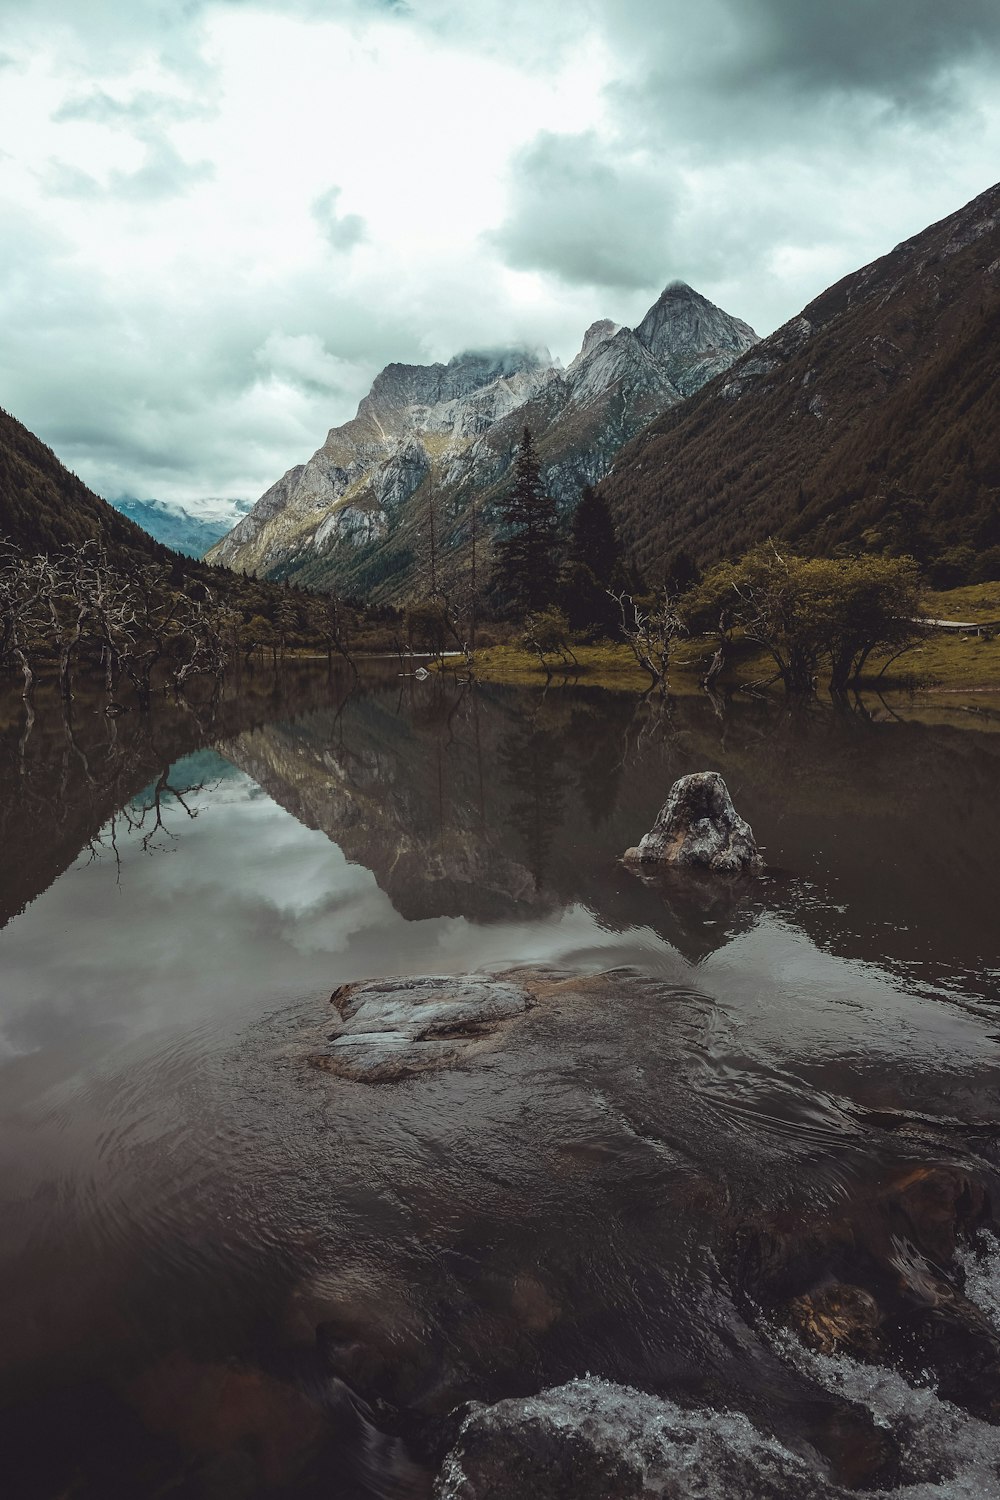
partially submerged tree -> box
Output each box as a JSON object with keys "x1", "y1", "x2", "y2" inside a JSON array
[
  {"x1": 522, "y1": 607, "x2": 578, "y2": 676},
  {"x1": 610, "y1": 589, "x2": 684, "y2": 692},
  {"x1": 684, "y1": 546, "x2": 921, "y2": 694}
]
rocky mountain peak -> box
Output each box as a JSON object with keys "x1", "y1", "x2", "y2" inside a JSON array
[
  {"x1": 360, "y1": 346, "x2": 551, "y2": 421},
  {"x1": 207, "y1": 280, "x2": 755, "y2": 594},
  {"x1": 568, "y1": 320, "x2": 624, "y2": 372},
  {"x1": 632, "y1": 282, "x2": 758, "y2": 397},
  {"x1": 636, "y1": 282, "x2": 756, "y2": 361}
]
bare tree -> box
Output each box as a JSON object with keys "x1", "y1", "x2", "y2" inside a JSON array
[{"x1": 610, "y1": 589, "x2": 683, "y2": 691}]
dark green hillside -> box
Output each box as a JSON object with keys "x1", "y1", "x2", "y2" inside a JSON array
[
  {"x1": 600, "y1": 180, "x2": 1000, "y2": 585},
  {"x1": 0, "y1": 407, "x2": 167, "y2": 561},
  {"x1": 0, "y1": 404, "x2": 352, "y2": 665}
]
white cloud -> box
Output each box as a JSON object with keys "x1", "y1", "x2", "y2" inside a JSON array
[{"x1": 0, "y1": 0, "x2": 998, "y2": 506}]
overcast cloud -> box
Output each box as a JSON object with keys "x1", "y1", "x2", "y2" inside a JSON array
[{"x1": 0, "y1": 0, "x2": 998, "y2": 506}]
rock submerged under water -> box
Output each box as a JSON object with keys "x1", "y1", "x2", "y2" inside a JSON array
[
  {"x1": 436, "y1": 1378, "x2": 843, "y2": 1500},
  {"x1": 624, "y1": 771, "x2": 764, "y2": 873},
  {"x1": 290, "y1": 969, "x2": 1000, "y2": 1495},
  {"x1": 309, "y1": 975, "x2": 535, "y2": 1083}
]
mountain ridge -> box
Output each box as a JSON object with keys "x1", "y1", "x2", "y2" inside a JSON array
[
  {"x1": 0, "y1": 406, "x2": 168, "y2": 563},
  {"x1": 599, "y1": 180, "x2": 1000, "y2": 583},
  {"x1": 109, "y1": 496, "x2": 254, "y2": 558},
  {"x1": 207, "y1": 283, "x2": 757, "y2": 600}
]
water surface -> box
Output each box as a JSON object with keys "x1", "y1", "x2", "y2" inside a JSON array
[{"x1": 2, "y1": 671, "x2": 999, "y2": 1497}]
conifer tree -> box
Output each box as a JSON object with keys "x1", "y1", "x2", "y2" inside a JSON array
[
  {"x1": 492, "y1": 427, "x2": 559, "y2": 616},
  {"x1": 570, "y1": 484, "x2": 620, "y2": 586}
]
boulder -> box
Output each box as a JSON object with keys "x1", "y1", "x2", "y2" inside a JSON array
[
  {"x1": 435, "y1": 1378, "x2": 843, "y2": 1500},
  {"x1": 624, "y1": 771, "x2": 763, "y2": 873},
  {"x1": 309, "y1": 975, "x2": 535, "y2": 1083}
]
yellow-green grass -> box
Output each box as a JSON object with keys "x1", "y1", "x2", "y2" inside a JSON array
[
  {"x1": 920, "y1": 581, "x2": 1000, "y2": 621},
  {"x1": 461, "y1": 642, "x2": 656, "y2": 692},
  {"x1": 459, "y1": 582, "x2": 1000, "y2": 696}
]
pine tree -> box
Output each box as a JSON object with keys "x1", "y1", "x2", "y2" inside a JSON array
[
  {"x1": 570, "y1": 484, "x2": 620, "y2": 586},
  {"x1": 492, "y1": 428, "x2": 559, "y2": 616}
]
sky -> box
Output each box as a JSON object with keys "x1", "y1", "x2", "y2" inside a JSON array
[{"x1": 1, "y1": 0, "x2": 999, "y2": 508}]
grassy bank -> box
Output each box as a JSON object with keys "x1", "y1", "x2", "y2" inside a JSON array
[{"x1": 461, "y1": 584, "x2": 1000, "y2": 695}]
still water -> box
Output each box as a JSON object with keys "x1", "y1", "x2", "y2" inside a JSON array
[{"x1": 1, "y1": 669, "x2": 1000, "y2": 1497}]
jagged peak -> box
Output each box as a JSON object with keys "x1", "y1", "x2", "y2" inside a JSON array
[
  {"x1": 634, "y1": 281, "x2": 757, "y2": 362},
  {"x1": 658, "y1": 280, "x2": 700, "y2": 299},
  {"x1": 568, "y1": 319, "x2": 624, "y2": 372},
  {"x1": 359, "y1": 345, "x2": 553, "y2": 419}
]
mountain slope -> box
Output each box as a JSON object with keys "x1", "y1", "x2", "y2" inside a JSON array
[
  {"x1": 600, "y1": 181, "x2": 1000, "y2": 582},
  {"x1": 0, "y1": 407, "x2": 318, "y2": 630},
  {"x1": 207, "y1": 284, "x2": 756, "y2": 601},
  {"x1": 0, "y1": 407, "x2": 166, "y2": 561},
  {"x1": 109, "y1": 496, "x2": 254, "y2": 557}
]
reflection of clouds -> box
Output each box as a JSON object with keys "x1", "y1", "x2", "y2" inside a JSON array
[
  {"x1": 700, "y1": 916, "x2": 997, "y2": 1080},
  {"x1": 0, "y1": 754, "x2": 681, "y2": 1079}
]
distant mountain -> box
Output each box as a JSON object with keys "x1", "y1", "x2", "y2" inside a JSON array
[
  {"x1": 207, "y1": 284, "x2": 756, "y2": 601},
  {"x1": 0, "y1": 407, "x2": 164, "y2": 562},
  {"x1": 109, "y1": 496, "x2": 254, "y2": 558},
  {"x1": 600, "y1": 181, "x2": 1000, "y2": 584}
]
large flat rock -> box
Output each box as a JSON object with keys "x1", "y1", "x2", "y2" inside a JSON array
[{"x1": 309, "y1": 975, "x2": 535, "y2": 1083}]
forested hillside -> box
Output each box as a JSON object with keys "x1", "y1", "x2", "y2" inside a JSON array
[
  {"x1": 600, "y1": 181, "x2": 1000, "y2": 586},
  {"x1": 0, "y1": 408, "x2": 168, "y2": 561}
]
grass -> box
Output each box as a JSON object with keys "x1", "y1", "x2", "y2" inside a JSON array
[
  {"x1": 463, "y1": 642, "x2": 656, "y2": 692},
  {"x1": 919, "y1": 581, "x2": 1000, "y2": 621},
  {"x1": 461, "y1": 583, "x2": 1000, "y2": 696}
]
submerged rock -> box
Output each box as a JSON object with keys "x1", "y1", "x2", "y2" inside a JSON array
[
  {"x1": 624, "y1": 771, "x2": 763, "y2": 873},
  {"x1": 789, "y1": 1284, "x2": 882, "y2": 1359},
  {"x1": 435, "y1": 1378, "x2": 843, "y2": 1500},
  {"x1": 309, "y1": 975, "x2": 535, "y2": 1083}
]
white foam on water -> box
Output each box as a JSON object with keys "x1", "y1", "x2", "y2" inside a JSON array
[
  {"x1": 956, "y1": 1231, "x2": 1000, "y2": 1335},
  {"x1": 765, "y1": 1316, "x2": 1000, "y2": 1498}
]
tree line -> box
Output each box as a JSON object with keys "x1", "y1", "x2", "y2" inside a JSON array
[
  {"x1": 0, "y1": 423, "x2": 933, "y2": 706},
  {"x1": 460, "y1": 426, "x2": 926, "y2": 696},
  {"x1": 0, "y1": 540, "x2": 361, "y2": 710}
]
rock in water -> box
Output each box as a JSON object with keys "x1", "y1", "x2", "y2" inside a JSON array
[
  {"x1": 435, "y1": 1378, "x2": 843, "y2": 1500},
  {"x1": 624, "y1": 771, "x2": 763, "y2": 873},
  {"x1": 309, "y1": 975, "x2": 535, "y2": 1083}
]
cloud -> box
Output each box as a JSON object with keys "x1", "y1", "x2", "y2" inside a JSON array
[
  {"x1": 713, "y1": 0, "x2": 1000, "y2": 106},
  {"x1": 312, "y1": 186, "x2": 366, "y2": 252},
  {"x1": 595, "y1": 0, "x2": 1000, "y2": 118},
  {"x1": 54, "y1": 88, "x2": 210, "y2": 128},
  {"x1": 0, "y1": 0, "x2": 999, "y2": 508},
  {"x1": 491, "y1": 132, "x2": 677, "y2": 291},
  {"x1": 108, "y1": 137, "x2": 213, "y2": 199}
]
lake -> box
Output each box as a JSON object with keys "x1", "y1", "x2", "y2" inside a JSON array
[{"x1": 1, "y1": 667, "x2": 1000, "y2": 1498}]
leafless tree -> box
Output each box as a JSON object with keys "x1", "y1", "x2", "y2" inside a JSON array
[{"x1": 609, "y1": 588, "x2": 683, "y2": 691}]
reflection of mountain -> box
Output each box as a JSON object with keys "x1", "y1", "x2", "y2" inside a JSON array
[
  {"x1": 5, "y1": 669, "x2": 999, "y2": 980},
  {"x1": 220, "y1": 682, "x2": 1000, "y2": 980},
  {"x1": 220, "y1": 686, "x2": 557, "y2": 923}
]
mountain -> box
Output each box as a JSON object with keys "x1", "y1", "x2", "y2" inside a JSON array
[
  {"x1": 0, "y1": 405, "x2": 315, "y2": 627},
  {"x1": 600, "y1": 181, "x2": 1000, "y2": 585},
  {"x1": 206, "y1": 284, "x2": 756, "y2": 601},
  {"x1": 0, "y1": 406, "x2": 165, "y2": 562},
  {"x1": 109, "y1": 496, "x2": 254, "y2": 558}
]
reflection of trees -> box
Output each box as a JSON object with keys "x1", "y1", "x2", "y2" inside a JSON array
[
  {"x1": 86, "y1": 766, "x2": 214, "y2": 878},
  {"x1": 564, "y1": 699, "x2": 631, "y2": 829},
  {"x1": 497, "y1": 713, "x2": 567, "y2": 891},
  {"x1": 0, "y1": 666, "x2": 343, "y2": 927}
]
